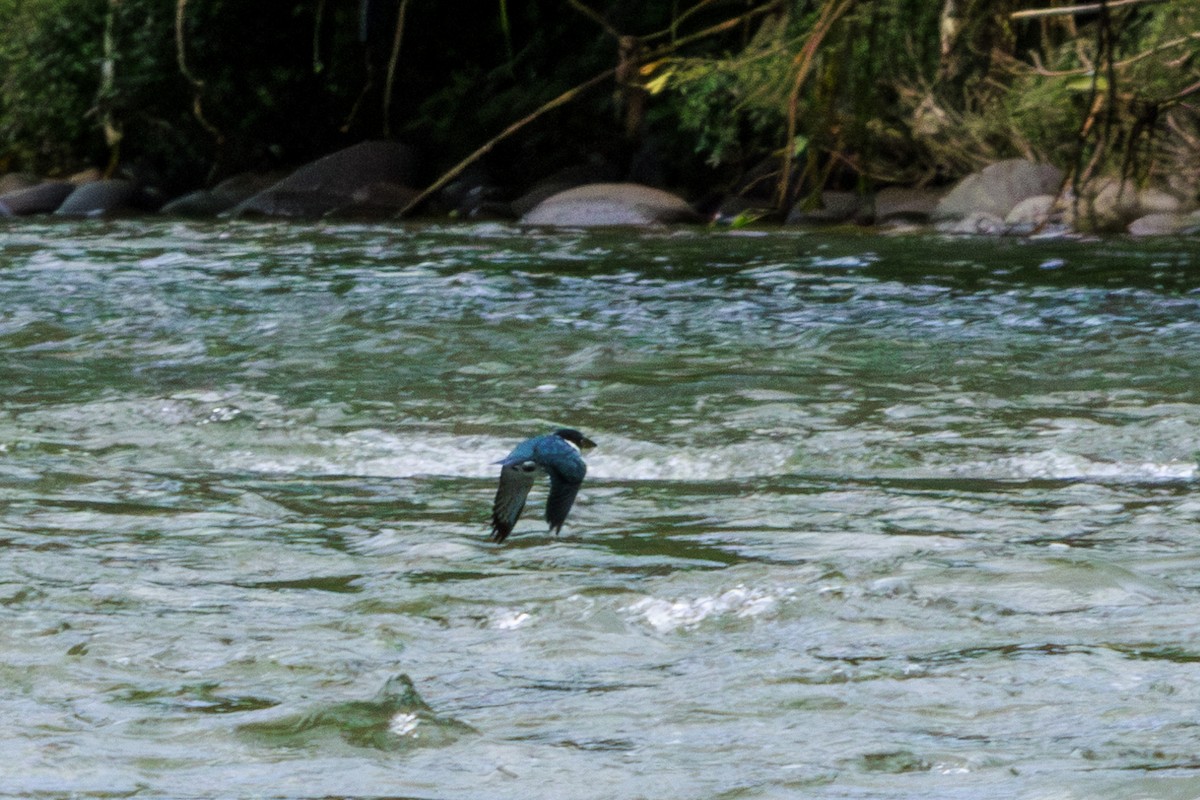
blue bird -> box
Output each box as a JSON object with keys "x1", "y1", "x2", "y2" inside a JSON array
[{"x1": 489, "y1": 428, "x2": 596, "y2": 543}]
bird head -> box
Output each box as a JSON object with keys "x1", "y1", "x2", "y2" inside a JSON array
[{"x1": 553, "y1": 428, "x2": 596, "y2": 451}]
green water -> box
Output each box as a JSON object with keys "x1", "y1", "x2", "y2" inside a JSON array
[{"x1": 1, "y1": 220, "x2": 1199, "y2": 799}]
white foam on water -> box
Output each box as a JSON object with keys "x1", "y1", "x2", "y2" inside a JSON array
[
  {"x1": 387, "y1": 712, "x2": 420, "y2": 737},
  {"x1": 625, "y1": 585, "x2": 784, "y2": 633},
  {"x1": 972, "y1": 449, "x2": 1197, "y2": 482}
]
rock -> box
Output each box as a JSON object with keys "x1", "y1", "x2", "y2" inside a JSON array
[
  {"x1": 509, "y1": 161, "x2": 621, "y2": 218},
  {"x1": 934, "y1": 159, "x2": 1063, "y2": 221},
  {"x1": 519, "y1": 182, "x2": 700, "y2": 227},
  {"x1": 1136, "y1": 187, "x2": 1182, "y2": 215},
  {"x1": 786, "y1": 190, "x2": 866, "y2": 225},
  {"x1": 229, "y1": 140, "x2": 421, "y2": 218},
  {"x1": 713, "y1": 195, "x2": 775, "y2": 225},
  {"x1": 0, "y1": 181, "x2": 74, "y2": 215},
  {"x1": 161, "y1": 172, "x2": 284, "y2": 216},
  {"x1": 935, "y1": 211, "x2": 1005, "y2": 235},
  {"x1": 1082, "y1": 179, "x2": 1185, "y2": 231},
  {"x1": 874, "y1": 187, "x2": 943, "y2": 224},
  {"x1": 1002, "y1": 194, "x2": 1075, "y2": 236},
  {"x1": 1127, "y1": 211, "x2": 1195, "y2": 236},
  {"x1": 55, "y1": 179, "x2": 137, "y2": 217},
  {"x1": 436, "y1": 164, "x2": 507, "y2": 218}
]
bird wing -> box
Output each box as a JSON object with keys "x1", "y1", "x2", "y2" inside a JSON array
[
  {"x1": 544, "y1": 473, "x2": 582, "y2": 534},
  {"x1": 538, "y1": 443, "x2": 587, "y2": 534},
  {"x1": 490, "y1": 460, "x2": 537, "y2": 543}
]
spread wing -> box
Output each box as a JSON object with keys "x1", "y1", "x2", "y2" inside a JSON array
[
  {"x1": 544, "y1": 474, "x2": 582, "y2": 534},
  {"x1": 543, "y1": 455, "x2": 586, "y2": 535},
  {"x1": 490, "y1": 461, "x2": 538, "y2": 543}
]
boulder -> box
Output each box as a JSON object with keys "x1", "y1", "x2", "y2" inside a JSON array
[
  {"x1": 934, "y1": 159, "x2": 1063, "y2": 222},
  {"x1": 519, "y1": 182, "x2": 700, "y2": 227},
  {"x1": 1127, "y1": 211, "x2": 1200, "y2": 237},
  {"x1": 161, "y1": 172, "x2": 284, "y2": 216},
  {"x1": 786, "y1": 190, "x2": 866, "y2": 225},
  {"x1": 509, "y1": 161, "x2": 622, "y2": 218},
  {"x1": 0, "y1": 181, "x2": 74, "y2": 215},
  {"x1": 935, "y1": 211, "x2": 1005, "y2": 235},
  {"x1": 874, "y1": 187, "x2": 943, "y2": 224},
  {"x1": 229, "y1": 140, "x2": 421, "y2": 218},
  {"x1": 1078, "y1": 178, "x2": 1186, "y2": 231},
  {"x1": 55, "y1": 179, "x2": 138, "y2": 217}
]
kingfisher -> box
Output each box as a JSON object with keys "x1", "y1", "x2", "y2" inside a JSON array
[{"x1": 489, "y1": 428, "x2": 596, "y2": 543}]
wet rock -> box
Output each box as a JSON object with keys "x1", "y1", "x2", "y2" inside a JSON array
[
  {"x1": 55, "y1": 179, "x2": 138, "y2": 217},
  {"x1": 712, "y1": 195, "x2": 776, "y2": 225},
  {"x1": 786, "y1": 190, "x2": 867, "y2": 226},
  {"x1": 519, "y1": 182, "x2": 700, "y2": 227},
  {"x1": 0, "y1": 181, "x2": 74, "y2": 215},
  {"x1": 934, "y1": 159, "x2": 1063, "y2": 222},
  {"x1": 229, "y1": 140, "x2": 421, "y2": 218},
  {"x1": 161, "y1": 172, "x2": 283, "y2": 216},
  {"x1": 237, "y1": 673, "x2": 475, "y2": 751}
]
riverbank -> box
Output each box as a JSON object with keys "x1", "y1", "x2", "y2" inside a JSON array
[{"x1": 2, "y1": 141, "x2": 1196, "y2": 238}]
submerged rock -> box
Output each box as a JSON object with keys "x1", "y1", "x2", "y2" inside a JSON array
[
  {"x1": 236, "y1": 673, "x2": 475, "y2": 751},
  {"x1": 520, "y1": 182, "x2": 700, "y2": 226}
]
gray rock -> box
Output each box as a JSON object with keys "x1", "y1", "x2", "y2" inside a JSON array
[
  {"x1": 786, "y1": 190, "x2": 866, "y2": 225},
  {"x1": 1082, "y1": 179, "x2": 1186, "y2": 231},
  {"x1": 935, "y1": 211, "x2": 1005, "y2": 235},
  {"x1": 1127, "y1": 212, "x2": 1193, "y2": 237},
  {"x1": 0, "y1": 181, "x2": 74, "y2": 215},
  {"x1": 161, "y1": 172, "x2": 283, "y2": 216},
  {"x1": 519, "y1": 183, "x2": 700, "y2": 227},
  {"x1": 1002, "y1": 194, "x2": 1076, "y2": 236},
  {"x1": 510, "y1": 161, "x2": 622, "y2": 217},
  {"x1": 935, "y1": 159, "x2": 1063, "y2": 221},
  {"x1": 229, "y1": 140, "x2": 420, "y2": 218},
  {"x1": 55, "y1": 179, "x2": 137, "y2": 217},
  {"x1": 874, "y1": 187, "x2": 943, "y2": 224}
]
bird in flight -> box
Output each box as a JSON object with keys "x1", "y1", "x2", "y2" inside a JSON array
[{"x1": 489, "y1": 428, "x2": 596, "y2": 543}]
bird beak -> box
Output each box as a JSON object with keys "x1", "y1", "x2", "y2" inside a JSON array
[{"x1": 579, "y1": 436, "x2": 597, "y2": 450}]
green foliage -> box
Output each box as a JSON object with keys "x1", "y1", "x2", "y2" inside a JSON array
[
  {"x1": 0, "y1": 0, "x2": 1194, "y2": 198},
  {"x1": 0, "y1": 0, "x2": 106, "y2": 173}
]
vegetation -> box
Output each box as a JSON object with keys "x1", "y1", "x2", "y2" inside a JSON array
[{"x1": 0, "y1": 0, "x2": 1196, "y2": 205}]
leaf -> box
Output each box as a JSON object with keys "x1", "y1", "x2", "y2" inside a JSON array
[
  {"x1": 1066, "y1": 76, "x2": 1107, "y2": 92},
  {"x1": 644, "y1": 71, "x2": 673, "y2": 95}
]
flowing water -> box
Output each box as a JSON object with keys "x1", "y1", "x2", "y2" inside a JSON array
[{"x1": 1, "y1": 219, "x2": 1199, "y2": 799}]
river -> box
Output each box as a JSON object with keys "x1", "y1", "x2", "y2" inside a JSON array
[{"x1": 1, "y1": 219, "x2": 1198, "y2": 799}]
